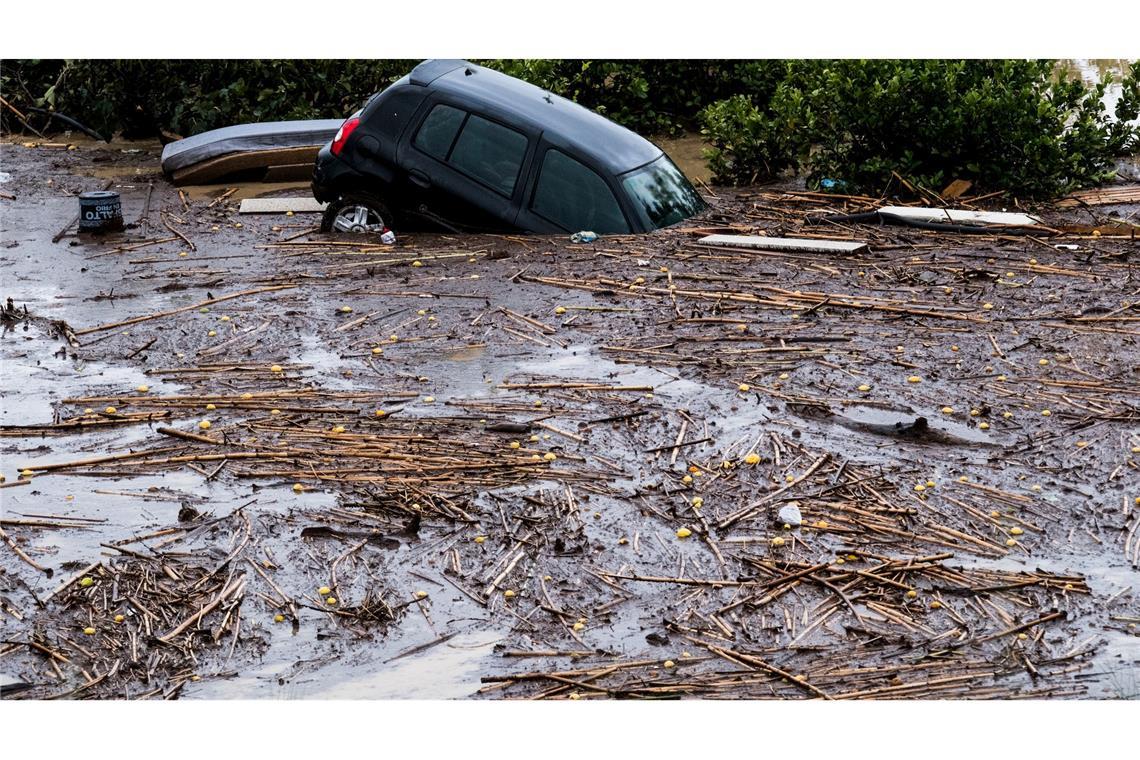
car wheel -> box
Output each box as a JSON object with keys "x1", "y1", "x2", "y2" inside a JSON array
[{"x1": 321, "y1": 193, "x2": 396, "y2": 234}]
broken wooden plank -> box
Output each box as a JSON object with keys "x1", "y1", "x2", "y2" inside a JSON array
[
  {"x1": 238, "y1": 197, "x2": 327, "y2": 214},
  {"x1": 1055, "y1": 184, "x2": 1140, "y2": 208},
  {"x1": 879, "y1": 206, "x2": 1040, "y2": 227},
  {"x1": 698, "y1": 235, "x2": 868, "y2": 255}
]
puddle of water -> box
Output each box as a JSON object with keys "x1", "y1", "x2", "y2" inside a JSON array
[{"x1": 305, "y1": 629, "x2": 504, "y2": 699}]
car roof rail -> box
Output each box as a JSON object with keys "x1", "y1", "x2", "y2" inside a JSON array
[{"x1": 410, "y1": 59, "x2": 470, "y2": 87}]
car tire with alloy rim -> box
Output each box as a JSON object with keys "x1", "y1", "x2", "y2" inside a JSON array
[{"x1": 321, "y1": 192, "x2": 396, "y2": 234}]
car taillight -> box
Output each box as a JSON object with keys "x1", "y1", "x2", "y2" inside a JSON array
[{"x1": 331, "y1": 116, "x2": 361, "y2": 156}]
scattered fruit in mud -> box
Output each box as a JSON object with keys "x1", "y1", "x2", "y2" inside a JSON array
[
  {"x1": 474, "y1": 536, "x2": 486, "y2": 544},
  {"x1": 1041, "y1": 409, "x2": 1052, "y2": 416},
  {"x1": 555, "y1": 306, "x2": 567, "y2": 315},
  {"x1": 331, "y1": 426, "x2": 345, "y2": 434},
  {"x1": 198, "y1": 420, "x2": 212, "y2": 430},
  {"x1": 930, "y1": 600, "x2": 942, "y2": 609},
  {"x1": 573, "y1": 622, "x2": 585, "y2": 631},
  {"x1": 20, "y1": 469, "x2": 34, "y2": 478},
  {"x1": 778, "y1": 373, "x2": 789, "y2": 380},
  {"x1": 503, "y1": 590, "x2": 516, "y2": 598},
  {"x1": 569, "y1": 692, "x2": 581, "y2": 700},
  {"x1": 991, "y1": 510, "x2": 1001, "y2": 518},
  {"x1": 906, "y1": 589, "x2": 917, "y2": 599},
  {"x1": 1002, "y1": 411, "x2": 1012, "y2": 419},
  {"x1": 914, "y1": 484, "x2": 926, "y2": 492},
  {"x1": 691, "y1": 497, "x2": 703, "y2": 507},
  {"x1": 1010, "y1": 527, "x2": 1023, "y2": 535},
  {"x1": 340, "y1": 306, "x2": 353, "y2": 313},
  {"x1": 815, "y1": 521, "x2": 828, "y2": 529},
  {"x1": 543, "y1": 452, "x2": 557, "y2": 461},
  {"x1": 80, "y1": 577, "x2": 94, "y2": 587},
  {"x1": 274, "y1": 614, "x2": 285, "y2": 623},
  {"x1": 771, "y1": 537, "x2": 786, "y2": 547},
  {"x1": 205, "y1": 403, "x2": 216, "y2": 411},
  {"x1": 744, "y1": 452, "x2": 761, "y2": 465},
  {"x1": 292, "y1": 483, "x2": 304, "y2": 493},
  {"x1": 982, "y1": 303, "x2": 994, "y2": 310},
  {"x1": 270, "y1": 365, "x2": 283, "y2": 373},
  {"x1": 270, "y1": 409, "x2": 281, "y2": 415},
  {"x1": 1006, "y1": 538, "x2": 1018, "y2": 547},
  {"x1": 1017, "y1": 633, "x2": 1028, "y2": 640},
  {"x1": 858, "y1": 384, "x2": 871, "y2": 392},
  {"x1": 318, "y1": 586, "x2": 331, "y2": 595},
  {"x1": 241, "y1": 393, "x2": 252, "y2": 399},
  {"x1": 907, "y1": 375, "x2": 921, "y2": 383},
  {"x1": 676, "y1": 527, "x2": 693, "y2": 539},
  {"x1": 681, "y1": 475, "x2": 693, "y2": 484},
  {"x1": 509, "y1": 441, "x2": 520, "y2": 449},
  {"x1": 941, "y1": 406, "x2": 954, "y2": 414},
  {"x1": 423, "y1": 396, "x2": 435, "y2": 403},
  {"x1": 105, "y1": 406, "x2": 117, "y2": 414},
  {"x1": 207, "y1": 330, "x2": 217, "y2": 337},
  {"x1": 326, "y1": 597, "x2": 337, "y2": 605},
  {"x1": 415, "y1": 591, "x2": 428, "y2": 599},
  {"x1": 372, "y1": 347, "x2": 383, "y2": 355},
  {"x1": 114, "y1": 614, "x2": 125, "y2": 623},
  {"x1": 926, "y1": 480, "x2": 936, "y2": 488},
  {"x1": 738, "y1": 383, "x2": 751, "y2": 392},
  {"x1": 979, "y1": 422, "x2": 990, "y2": 430},
  {"x1": 83, "y1": 627, "x2": 96, "y2": 635},
  {"x1": 136, "y1": 385, "x2": 149, "y2": 393},
  {"x1": 411, "y1": 260, "x2": 423, "y2": 267},
  {"x1": 664, "y1": 660, "x2": 676, "y2": 669}
]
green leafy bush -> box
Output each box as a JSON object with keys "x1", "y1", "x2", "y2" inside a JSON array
[{"x1": 700, "y1": 59, "x2": 1140, "y2": 198}]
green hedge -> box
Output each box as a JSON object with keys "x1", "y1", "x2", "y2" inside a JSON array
[
  {"x1": 0, "y1": 59, "x2": 778, "y2": 139},
  {"x1": 700, "y1": 59, "x2": 1140, "y2": 198}
]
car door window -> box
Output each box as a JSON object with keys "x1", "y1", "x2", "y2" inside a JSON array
[
  {"x1": 447, "y1": 115, "x2": 528, "y2": 197},
  {"x1": 532, "y1": 150, "x2": 629, "y2": 233},
  {"x1": 413, "y1": 104, "x2": 465, "y2": 161}
]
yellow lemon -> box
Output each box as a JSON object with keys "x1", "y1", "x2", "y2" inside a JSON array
[
  {"x1": 907, "y1": 376, "x2": 921, "y2": 383},
  {"x1": 691, "y1": 497, "x2": 703, "y2": 507},
  {"x1": 340, "y1": 306, "x2": 353, "y2": 313},
  {"x1": 676, "y1": 527, "x2": 693, "y2": 539},
  {"x1": 83, "y1": 627, "x2": 96, "y2": 635},
  {"x1": 555, "y1": 306, "x2": 567, "y2": 315},
  {"x1": 292, "y1": 483, "x2": 304, "y2": 493},
  {"x1": 979, "y1": 422, "x2": 990, "y2": 430},
  {"x1": 744, "y1": 452, "x2": 761, "y2": 465},
  {"x1": 858, "y1": 384, "x2": 871, "y2": 392},
  {"x1": 274, "y1": 614, "x2": 285, "y2": 623},
  {"x1": 411, "y1": 260, "x2": 423, "y2": 267},
  {"x1": 1041, "y1": 409, "x2": 1052, "y2": 416},
  {"x1": 207, "y1": 330, "x2": 217, "y2": 337},
  {"x1": 543, "y1": 452, "x2": 557, "y2": 461},
  {"x1": 80, "y1": 577, "x2": 94, "y2": 588},
  {"x1": 572, "y1": 622, "x2": 585, "y2": 631},
  {"x1": 816, "y1": 521, "x2": 829, "y2": 529},
  {"x1": 503, "y1": 590, "x2": 516, "y2": 598},
  {"x1": 941, "y1": 406, "x2": 954, "y2": 414},
  {"x1": 198, "y1": 420, "x2": 212, "y2": 430},
  {"x1": 318, "y1": 586, "x2": 331, "y2": 595},
  {"x1": 509, "y1": 441, "x2": 520, "y2": 449},
  {"x1": 906, "y1": 589, "x2": 917, "y2": 599},
  {"x1": 681, "y1": 475, "x2": 693, "y2": 484},
  {"x1": 206, "y1": 403, "x2": 216, "y2": 411},
  {"x1": 423, "y1": 396, "x2": 435, "y2": 403},
  {"x1": 270, "y1": 365, "x2": 283, "y2": 373},
  {"x1": 270, "y1": 409, "x2": 281, "y2": 415},
  {"x1": 114, "y1": 614, "x2": 125, "y2": 623},
  {"x1": 1010, "y1": 527, "x2": 1023, "y2": 536},
  {"x1": 915, "y1": 484, "x2": 926, "y2": 492},
  {"x1": 136, "y1": 385, "x2": 149, "y2": 393},
  {"x1": 1006, "y1": 538, "x2": 1017, "y2": 547},
  {"x1": 375, "y1": 409, "x2": 386, "y2": 417},
  {"x1": 738, "y1": 383, "x2": 751, "y2": 392},
  {"x1": 474, "y1": 536, "x2": 486, "y2": 544},
  {"x1": 664, "y1": 660, "x2": 676, "y2": 669},
  {"x1": 930, "y1": 600, "x2": 942, "y2": 609},
  {"x1": 982, "y1": 303, "x2": 994, "y2": 310},
  {"x1": 105, "y1": 406, "x2": 117, "y2": 414},
  {"x1": 415, "y1": 591, "x2": 428, "y2": 599},
  {"x1": 326, "y1": 597, "x2": 337, "y2": 605},
  {"x1": 771, "y1": 537, "x2": 786, "y2": 547}
]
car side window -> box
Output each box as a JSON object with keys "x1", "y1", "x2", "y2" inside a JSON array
[
  {"x1": 531, "y1": 149, "x2": 629, "y2": 233},
  {"x1": 448, "y1": 115, "x2": 528, "y2": 197},
  {"x1": 413, "y1": 104, "x2": 465, "y2": 161}
]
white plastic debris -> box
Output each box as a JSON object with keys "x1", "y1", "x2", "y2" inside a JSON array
[
  {"x1": 778, "y1": 503, "x2": 802, "y2": 527},
  {"x1": 380, "y1": 230, "x2": 397, "y2": 245}
]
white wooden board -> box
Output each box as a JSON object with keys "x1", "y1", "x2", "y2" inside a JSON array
[
  {"x1": 879, "y1": 206, "x2": 1040, "y2": 226},
  {"x1": 238, "y1": 197, "x2": 327, "y2": 214},
  {"x1": 698, "y1": 234, "x2": 868, "y2": 254}
]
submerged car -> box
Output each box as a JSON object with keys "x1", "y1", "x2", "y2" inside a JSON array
[{"x1": 312, "y1": 59, "x2": 705, "y2": 235}]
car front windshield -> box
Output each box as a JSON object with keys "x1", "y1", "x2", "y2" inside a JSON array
[{"x1": 620, "y1": 155, "x2": 705, "y2": 230}]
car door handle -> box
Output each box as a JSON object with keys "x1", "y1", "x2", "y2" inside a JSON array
[{"x1": 409, "y1": 170, "x2": 432, "y2": 189}]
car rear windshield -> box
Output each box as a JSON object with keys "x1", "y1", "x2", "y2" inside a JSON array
[{"x1": 620, "y1": 156, "x2": 705, "y2": 230}]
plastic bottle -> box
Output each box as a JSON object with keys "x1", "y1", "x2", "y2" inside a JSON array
[
  {"x1": 570, "y1": 231, "x2": 598, "y2": 243},
  {"x1": 380, "y1": 229, "x2": 397, "y2": 245}
]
